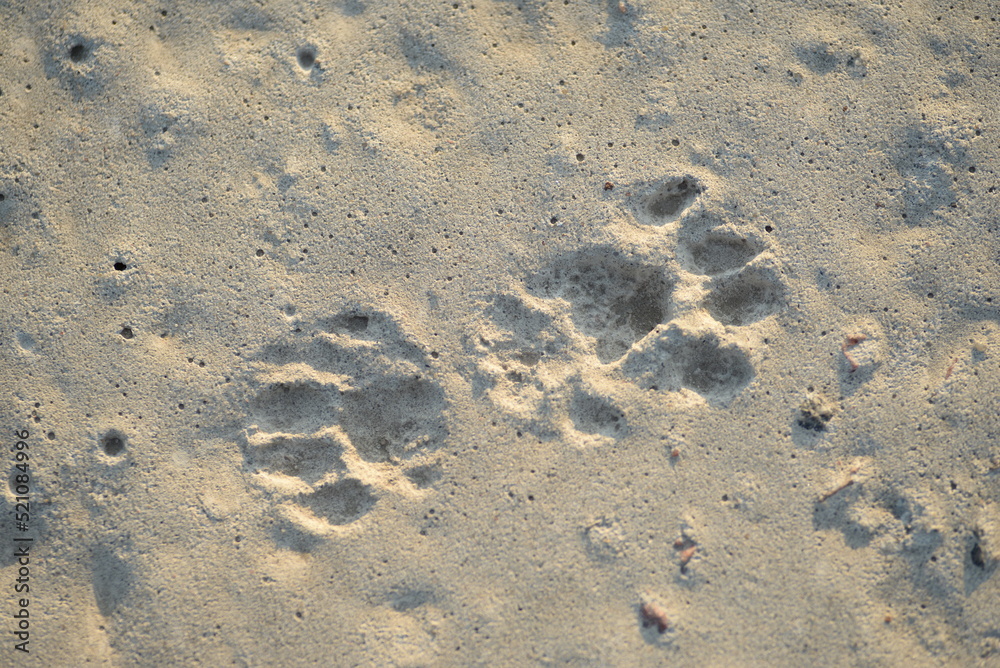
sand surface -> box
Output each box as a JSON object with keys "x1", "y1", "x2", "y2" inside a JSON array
[{"x1": 2, "y1": 0, "x2": 1000, "y2": 665}]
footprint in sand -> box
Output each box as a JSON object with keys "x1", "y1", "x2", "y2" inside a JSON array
[
  {"x1": 622, "y1": 175, "x2": 786, "y2": 399},
  {"x1": 467, "y1": 171, "x2": 786, "y2": 438},
  {"x1": 241, "y1": 308, "x2": 447, "y2": 544}
]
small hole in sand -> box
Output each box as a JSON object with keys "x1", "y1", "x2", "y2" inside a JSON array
[
  {"x1": 100, "y1": 431, "x2": 126, "y2": 457},
  {"x1": 297, "y1": 48, "x2": 316, "y2": 69}
]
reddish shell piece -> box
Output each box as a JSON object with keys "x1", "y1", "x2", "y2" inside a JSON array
[
  {"x1": 679, "y1": 545, "x2": 697, "y2": 566},
  {"x1": 640, "y1": 601, "x2": 670, "y2": 633}
]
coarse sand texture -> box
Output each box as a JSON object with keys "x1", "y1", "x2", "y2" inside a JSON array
[{"x1": 2, "y1": 0, "x2": 1000, "y2": 665}]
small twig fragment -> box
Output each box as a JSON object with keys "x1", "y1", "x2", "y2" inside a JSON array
[
  {"x1": 944, "y1": 357, "x2": 958, "y2": 380},
  {"x1": 818, "y1": 463, "x2": 861, "y2": 502},
  {"x1": 818, "y1": 478, "x2": 854, "y2": 502}
]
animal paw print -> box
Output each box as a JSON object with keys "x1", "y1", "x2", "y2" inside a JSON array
[
  {"x1": 622, "y1": 175, "x2": 786, "y2": 401},
  {"x1": 241, "y1": 309, "x2": 447, "y2": 540},
  {"x1": 468, "y1": 171, "x2": 786, "y2": 430}
]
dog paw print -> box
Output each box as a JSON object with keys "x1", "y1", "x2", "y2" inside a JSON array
[
  {"x1": 622, "y1": 179, "x2": 786, "y2": 401},
  {"x1": 469, "y1": 172, "x2": 786, "y2": 425},
  {"x1": 241, "y1": 309, "x2": 447, "y2": 540}
]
